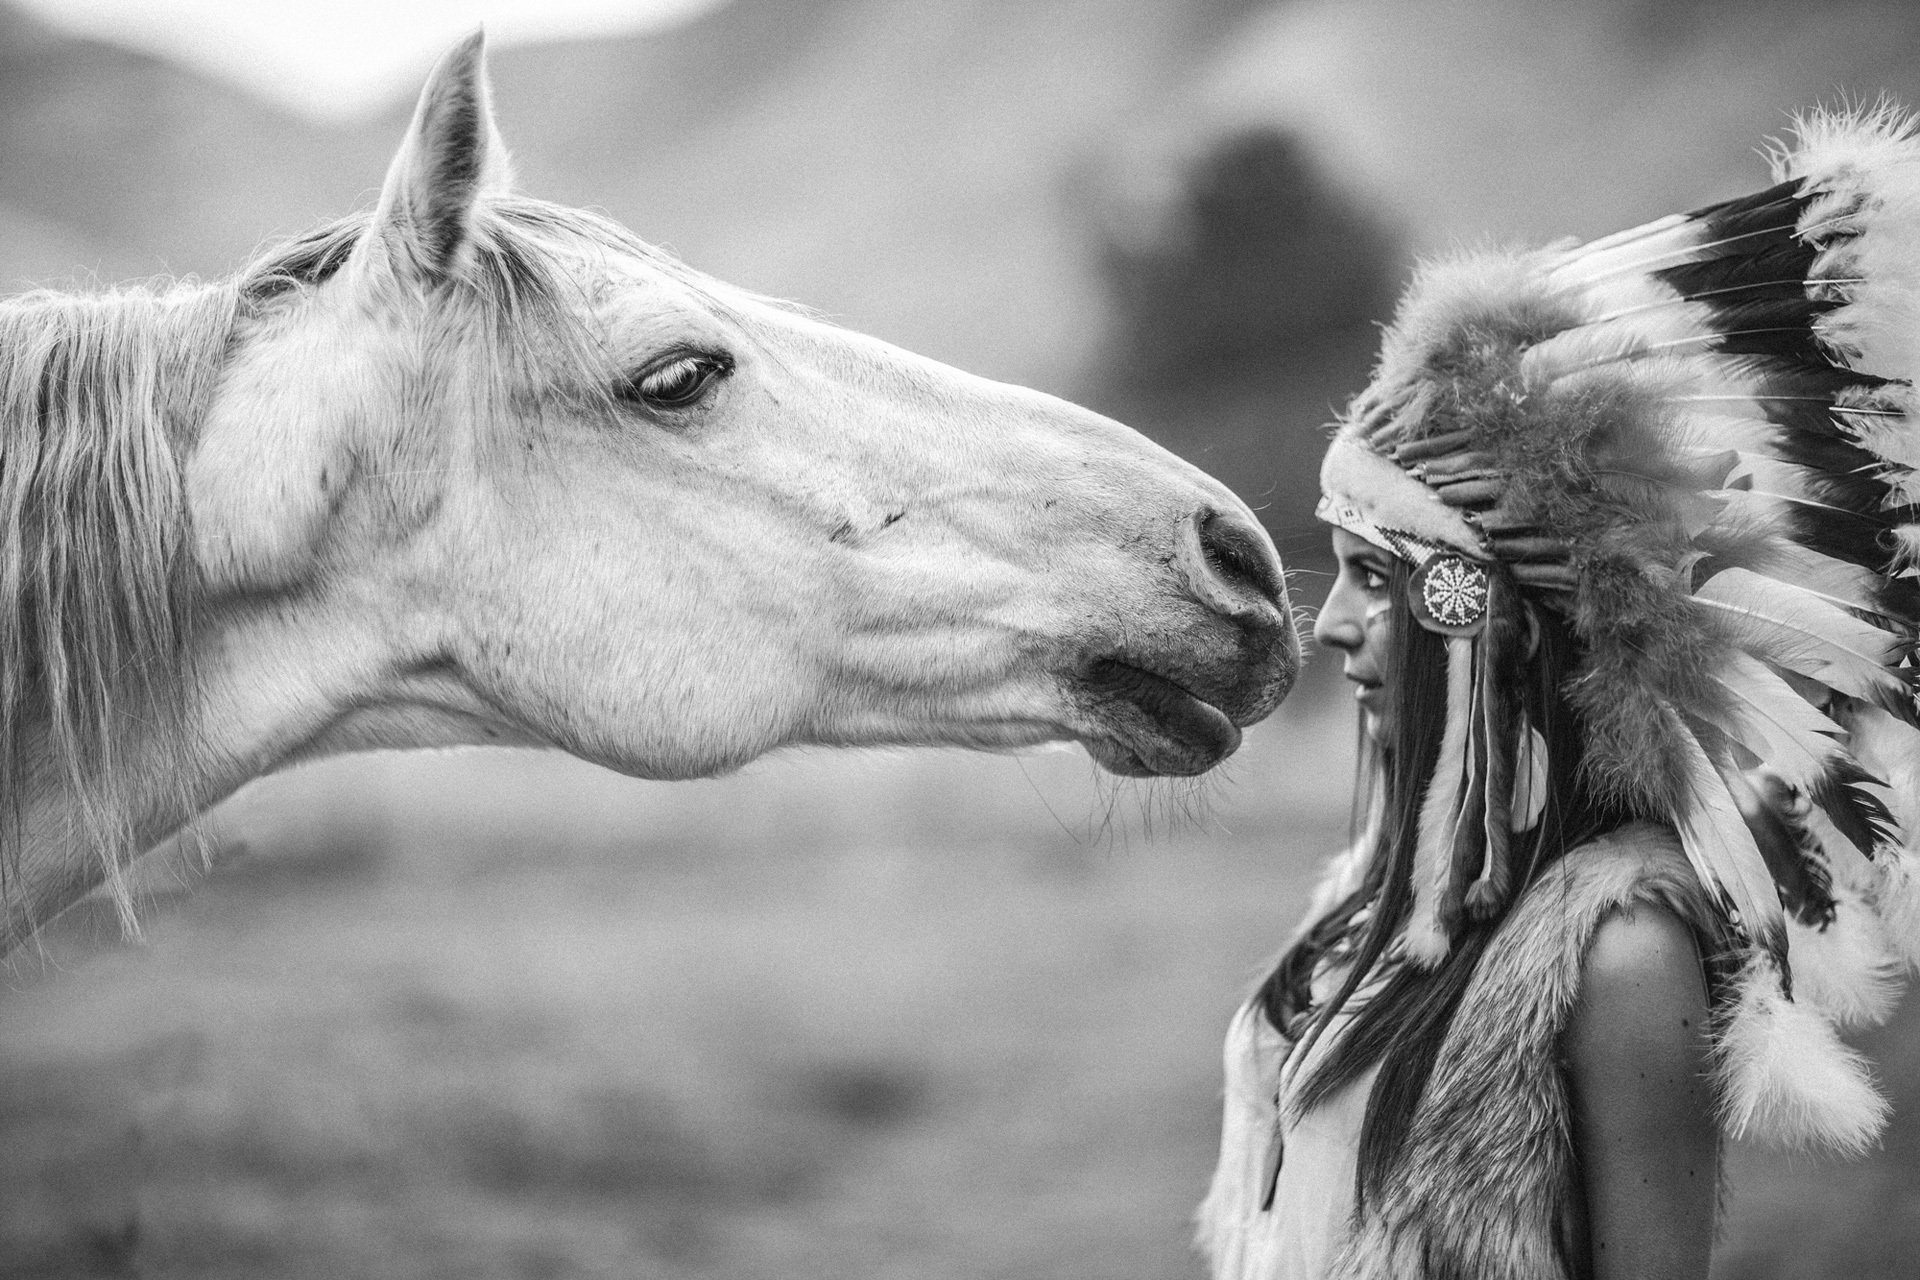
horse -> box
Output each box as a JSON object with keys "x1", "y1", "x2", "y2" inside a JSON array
[{"x1": 0, "y1": 32, "x2": 1297, "y2": 958}]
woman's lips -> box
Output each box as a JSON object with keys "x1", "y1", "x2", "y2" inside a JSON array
[{"x1": 1352, "y1": 680, "x2": 1383, "y2": 709}]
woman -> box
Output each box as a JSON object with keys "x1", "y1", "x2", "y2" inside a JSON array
[{"x1": 1199, "y1": 107, "x2": 1920, "y2": 1279}]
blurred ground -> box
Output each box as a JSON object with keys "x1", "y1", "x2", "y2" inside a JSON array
[
  {"x1": 1, "y1": 671, "x2": 1359, "y2": 1280},
  {"x1": 6, "y1": 668, "x2": 1920, "y2": 1277}
]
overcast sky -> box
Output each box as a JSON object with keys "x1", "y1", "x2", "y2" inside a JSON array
[{"x1": 13, "y1": 0, "x2": 727, "y2": 119}]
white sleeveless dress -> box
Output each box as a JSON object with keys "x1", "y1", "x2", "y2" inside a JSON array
[{"x1": 1197, "y1": 958, "x2": 1389, "y2": 1279}]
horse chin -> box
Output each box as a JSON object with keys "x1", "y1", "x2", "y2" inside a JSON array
[{"x1": 1076, "y1": 657, "x2": 1244, "y2": 778}]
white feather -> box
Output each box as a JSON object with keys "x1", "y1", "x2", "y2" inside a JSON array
[
  {"x1": 1838, "y1": 701, "x2": 1920, "y2": 840},
  {"x1": 1684, "y1": 408, "x2": 1788, "y2": 453},
  {"x1": 1714, "y1": 453, "x2": 1823, "y2": 502},
  {"x1": 1715, "y1": 954, "x2": 1889, "y2": 1155},
  {"x1": 1782, "y1": 108, "x2": 1920, "y2": 387},
  {"x1": 1789, "y1": 889, "x2": 1902, "y2": 1030},
  {"x1": 1693, "y1": 648, "x2": 1842, "y2": 793},
  {"x1": 1523, "y1": 299, "x2": 1722, "y2": 380},
  {"x1": 1671, "y1": 716, "x2": 1787, "y2": 949},
  {"x1": 1726, "y1": 542, "x2": 1888, "y2": 618},
  {"x1": 1804, "y1": 802, "x2": 1880, "y2": 892},
  {"x1": 1510, "y1": 722, "x2": 1549, "y2": 834},
  {"x1": 1544, "y1": 211, "x2": 1702, "y2": 290},
  {"x1": 1827, "y1": 702, "x2": 1920, "y2": 970},
  {"x1": 1836, "y1": 387, "x2": 1920, "y2": 485},
  {"x1": 1887, "y1": 526, "x2": 1920, "y2": 575},
  {"x1": 1407, "y1": 637, "x2": 1476, "y2": 966},
  {"x1": 1693, "y1": 566, "x2": 1906, "y2": 709},
  {"x1": 1871, "y1": 850, "x2": 1920, "y2": 971}
]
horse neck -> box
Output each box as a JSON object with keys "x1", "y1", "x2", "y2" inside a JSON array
[
  {"x1": 1, "y1": 585, "x2": 551, "y2": 955},
  {"x1": 3, "y1": 715, "x2": 206, "y2": 951},
  {"x1": 0, "y1": 282, "x2": 239, "y2": 953}
]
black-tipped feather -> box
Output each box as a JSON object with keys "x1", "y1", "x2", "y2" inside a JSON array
[
  {"x1": 1682, "y1": 179, "x2": 1812, "y2": 239},
  {"x1": 1812, "y1": 757, "x2": 1902, "y2": 855},
  {"x1": 1736, "y1": 774, "x2": 1838, "y2": 927},
  {"x1": 1769, "y1": 421, "x2": 1902, "y2": 514}
]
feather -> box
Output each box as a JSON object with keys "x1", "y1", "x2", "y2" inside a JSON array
[
  {"x1": 1671, "y1": 715, "x2": 1788, "y2": 957},
  {"x1": 1693, "y1": 567, "x2": 1909, "y2": 713},
  {"x1": 1672, "y1": 410, "x2": 1786, "y2": 458},
  {"x1": 1714, "y1": 953, "x2": 1889, "y2": 1154},
  {"x1": 1835, "y1": 388, "x2": 1920, "y2": 478},
  {"x1": 1789, "y1": 890, "x2": 1901, "y2": 1029},
  {"x1": 1784, "y1": 108, "x2": 1920, "y2": 386},
  {"x1": 1407, "y1": 636, "x2": 1476, "y2": 966},
  {"x1": 1692, "y1": 648, "x2": 1843, "y2": 793},
  {"x1": 1888, "y1": 525, "x2": 1920, "y2": 574},
  {"x1": 1523, "y1": 303, "x2": 1719, "y2": 379},
  {"x1": 1716, "y1": 489, "x2": 1898, "y2": 573},
  {"x1": 1510, "y1": 722, "x2": 1549, "y2": 834},
  {"x1": 1835, "y1": 700, "x2": 1920, "y2": 968},
  {"x1": 1840, "y1": 700, "x2": 1920, "y2": 839},
  {"x1": 1545, "y1": 211, "x2": 1702, "y2": 290},
  {"x1": 1468, "y1": 593, "x2": 1519, "y2": 922},
  {"x1": 1872, "y1": 849, "x2": 1920, "y2": 971},
  {"x1": 1702, "y1": 537, "x2": 1894, "y2": 622},
  {"x1": 1810, "y1": 757, "x2": 1899, "y2": 862},
  {"x1": 1443, "y1": 646, "x2": 1489, "y2": 932},
  {"x1": 1718, "y1": 765, "x2": 1837, "y2": 928},
  {"x1": 1805, "y1": 800, "x2": 1881, "y2": 895}
]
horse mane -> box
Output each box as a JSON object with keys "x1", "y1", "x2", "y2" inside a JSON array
[
  {"x1": 0, "y1": 279, "x2": 238, "y2": 930},
  {"x1": 1, "y1": 194, "x2": 745, "y2": 935}
]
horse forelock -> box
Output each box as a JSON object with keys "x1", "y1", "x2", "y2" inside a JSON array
[{"x1": 0, "y1": 280, "x2": 239, "y2": 930}]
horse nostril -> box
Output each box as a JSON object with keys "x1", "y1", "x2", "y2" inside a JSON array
[{"x1": 1197, "y1": 508, "x2": 1287, "y2": 613}]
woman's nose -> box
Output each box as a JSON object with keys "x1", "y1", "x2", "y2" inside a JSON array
[{"x1": 1313, "y1": 579, "x2": 1364, "y2": 652}]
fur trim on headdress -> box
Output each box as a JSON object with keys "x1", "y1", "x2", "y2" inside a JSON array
[{"x1": 1320, "y1": 106, "x2": 1920, "y2": 1154}]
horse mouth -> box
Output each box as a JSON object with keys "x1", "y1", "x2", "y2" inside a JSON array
[{"x1": 1076, "y1": 657, "x2": 1243, "y2": 777}]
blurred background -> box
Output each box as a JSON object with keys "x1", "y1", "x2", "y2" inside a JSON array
[{"x1": 6, "y1": 0, "x2": 1920, "y2": 1275}]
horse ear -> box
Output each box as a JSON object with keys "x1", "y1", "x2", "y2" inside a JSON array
[{"x1": 357, "y1": 29, "x2": 514, "y2": 284}]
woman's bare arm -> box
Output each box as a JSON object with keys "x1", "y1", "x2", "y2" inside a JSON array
[{"x1": 1564, "y1": 905, "x2": 1717, "y2": 1280}]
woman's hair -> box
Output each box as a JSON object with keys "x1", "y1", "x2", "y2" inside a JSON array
[{"x1": 1255, "y1": 555, "x2": 1633, "y2": 1204}]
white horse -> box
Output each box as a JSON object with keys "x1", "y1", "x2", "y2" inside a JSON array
[{"x1": 0, "y1": 33, "x2": 1297, "y2": 956}]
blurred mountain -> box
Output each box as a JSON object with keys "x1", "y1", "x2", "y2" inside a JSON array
[
  {"x1": 14, "y1": 0, "x2": 1920, "y2": 548},
  {"x1": 1203, "y1": 0, "x2": 1920, "y2": 253},
  {"x1": 0, "y1": 3, "x2": 378, "y2": 285},
  {"x1": 0, "y1": 0, "x2": 1371, "y2": 545},
  {"x1": 489, "y1": 0, "x2": 1263, "y2": 389},
  {"x1": 0, "y1": 0, "x2": 1258, "y2": 393}
]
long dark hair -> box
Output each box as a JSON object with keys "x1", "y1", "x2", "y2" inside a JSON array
[{"x1": 1254, "y1": 556, "x2": 1632, "y2": 1205}]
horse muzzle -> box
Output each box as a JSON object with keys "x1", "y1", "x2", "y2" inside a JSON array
[{"x1": 1073, "y1": 506, "x2": 1298, "y2": 776}]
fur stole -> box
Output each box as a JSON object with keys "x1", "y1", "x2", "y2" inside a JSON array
[{"x1": 1326, "y1": 823, "x2": 1726, "y2": 1280}]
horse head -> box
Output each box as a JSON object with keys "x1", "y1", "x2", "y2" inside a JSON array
[
  {"x1": 3, "y1": 33, "x2": 1296, "y2": 946},
  {"x1": 190, "y1": 33, "x2": 1297, "y2": 783}
]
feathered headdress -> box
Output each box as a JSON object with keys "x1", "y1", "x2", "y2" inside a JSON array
[{"x1": 1319, "y1": 106, "x2": 1920, "y2": 1155}]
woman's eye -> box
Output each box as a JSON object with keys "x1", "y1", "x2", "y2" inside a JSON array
[
  {"x1": 1347, "y1": 560, "x2": 1390, "y2": 592},
  {"x1": 620, "y1": 352, "x2": 733, "y2": 410}
]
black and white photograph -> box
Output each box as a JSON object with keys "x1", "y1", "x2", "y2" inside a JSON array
[{"x1": 5, "y1": 1, "x2": 1920, "y2": 1277}]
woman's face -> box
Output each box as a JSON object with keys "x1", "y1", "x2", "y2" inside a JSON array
[{"x1": 1315, "y1": 527, "x2": 1398, "y2": 743}]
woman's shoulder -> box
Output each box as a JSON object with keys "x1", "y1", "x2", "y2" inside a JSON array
[{"x1": 1576, "y1": 901, "x2": 1709, "y2": 1012}]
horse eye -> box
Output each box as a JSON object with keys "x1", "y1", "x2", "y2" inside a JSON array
[{"x1": 621, "y1": 351, "x2": 733, "y2": 411}]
